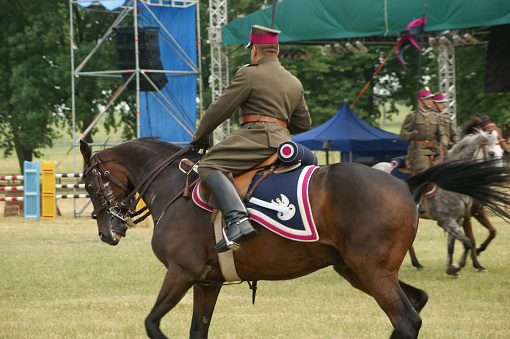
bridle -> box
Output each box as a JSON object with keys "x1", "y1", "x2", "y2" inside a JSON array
[
  {"x1": 84, "y1": 144, "x2": 192, "y2": 226},
  {"x1": 474, "y1": 127, "x2": 501, "y2": 161},
  {"x1": 84, "y1": 152, "x2": 139, "y2": 226}
]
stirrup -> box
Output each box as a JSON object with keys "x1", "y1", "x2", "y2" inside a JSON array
[
  {"x1": 416, "y1": 204, "x2": 425, "y2": 213},
  {"x1": 221, "y1": 224, "x2": 241, "y2": 252}
]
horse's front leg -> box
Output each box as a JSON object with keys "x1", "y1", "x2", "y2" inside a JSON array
[
  {"x1": 471, "y1": 202, "x2": 497, "y2": 255},
  {"x1": 145, "y1": 266, "x2": 195, "y2": 339},
  {"x1": 462, "y1": 214, "x2": 487, "y2": 272},
  {"x1": 190, "y1": 283, "x2": 222, "y2": 339}
]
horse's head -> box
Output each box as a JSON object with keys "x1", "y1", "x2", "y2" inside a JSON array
[
  {"x1": 480, "y1": 129, "x2": 504, "y2": 164},
  {"x1": 80, "y1": 140, "x2": 135, "y2": 246},
  {"x1": 451, "y1": 129, "x2": 504, "y2": 164}
]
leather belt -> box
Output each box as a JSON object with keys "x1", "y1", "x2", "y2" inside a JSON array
[
  {"x1": 239, "y1": 114, "x2": 287, "y2": 128},
  {"x1": 416, "y1": 140, "x2": 436, "y2": 146}
]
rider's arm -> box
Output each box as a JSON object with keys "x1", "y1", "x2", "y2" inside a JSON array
[
  {"x1": 191, "y1": 67, "x2": 251, "y2": 144},
  {"x1": 288, "y1": 91, "x2": 312, "y2": 135},
  {"x1": 399, "y1": 112, "x2": 415, "y2": 142}
]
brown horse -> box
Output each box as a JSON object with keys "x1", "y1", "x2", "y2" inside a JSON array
[{"x1": 80, "y1": 138, "x2": 510, "y2": 339}]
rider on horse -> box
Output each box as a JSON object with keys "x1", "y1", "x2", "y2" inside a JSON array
[
  {"x1": 190, "y1": 25, "x2": 312, "y2": 253},
  {"x1": 432, "y1": 92, "x2": 459, "y2": 148},
  {"x1": 399, "y1": 88, "x2": 448, "y2": 209}
]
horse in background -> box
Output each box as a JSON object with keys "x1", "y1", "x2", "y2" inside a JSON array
[{"x1": 373, "y1": 129, "x2": 505, "y2": 277}]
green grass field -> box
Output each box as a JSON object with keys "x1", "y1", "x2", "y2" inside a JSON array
[{"x1": 1, "y1": 198, "x2": 510, "y2": 338}]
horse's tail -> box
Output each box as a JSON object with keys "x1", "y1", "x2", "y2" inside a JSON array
[{"x1": 406, "y1": 159, "x2": 510, "y2": 219}]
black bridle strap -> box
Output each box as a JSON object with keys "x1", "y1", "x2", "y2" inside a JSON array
[
  {"x1": 153, "y1": 177, "x2": 199, "y2": 224},
  {"x1": 121, "y1": 144, "x2": 192, "y2": 208}
]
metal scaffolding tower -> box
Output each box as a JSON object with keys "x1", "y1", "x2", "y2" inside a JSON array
[
  {"x1": 208, "y1": 0, "x2": 230, "y2": 143},
  {"x1": 436, "y1": 44, "x2": 456, "y2": 118},
  {"x1": 69, "y1": 0, "x2": 201, "y2": 216}
]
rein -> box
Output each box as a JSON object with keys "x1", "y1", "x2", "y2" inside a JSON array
[{"x1": 85, "y1": 144, "x2": 192, "y2": 226}]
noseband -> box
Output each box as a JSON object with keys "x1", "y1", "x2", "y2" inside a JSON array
[{"x1": 84, "y1": 144, "x2": 192, "y2": 226}]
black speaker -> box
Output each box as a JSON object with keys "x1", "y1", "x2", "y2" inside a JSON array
[
  {"x1": 116, "y1": 27, "x2": 159, "y2": 46},
  {"x1": 116, "y1": 26, "x2": 168, "y2": 91},
  {"x1": 485, "y1": 24, "x2": 510, "y2": 93}
]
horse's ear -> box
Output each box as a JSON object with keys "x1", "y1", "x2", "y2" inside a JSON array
[{"x1": 80, "y1": 139, "x2": 92, "y2": 166}]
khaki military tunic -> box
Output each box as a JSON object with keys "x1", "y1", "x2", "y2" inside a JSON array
[
  {"x1": 438, "y1": 112, "x2": 459, "y2": 146},
  {"x1": 399, "y1": 108, "x2": 447, "y2": 173},
  {"x1": 191, "y1": 56, "x2": 312, "y2": 179}
]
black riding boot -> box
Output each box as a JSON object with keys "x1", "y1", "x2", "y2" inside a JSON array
[
  {"x1": 412, "y1": 186, "x2": 425, "y2": 213},
  {"x1": 203, "y1": 171, "x2": 257, "y2": 253}
]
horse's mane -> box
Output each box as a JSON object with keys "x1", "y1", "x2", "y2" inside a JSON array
[
  {"x1": 133, "y1": 137, "x2": 180, "y2": 152},
  {"x1": 127, "y1": 137, "x2": 201, "y2": 160},
  {"x1": 461, "y1": 115, "x2": 492, "y2": 136}
]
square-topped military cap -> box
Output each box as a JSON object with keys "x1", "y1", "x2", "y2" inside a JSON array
[{"x1": 246, "y1": 25, "x2": 281, "y2": 48}]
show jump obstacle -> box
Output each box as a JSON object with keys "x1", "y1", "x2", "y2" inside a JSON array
[{"x1": 0, "y1": 161, "x2": 86, "y2": 219}]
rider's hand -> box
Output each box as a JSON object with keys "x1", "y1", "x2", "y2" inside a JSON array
[
  {"x1": 409, "y1": 130, "x2": 419, "y2": 140},
  {"x1": 190, "y1": 137, "x2": 210, "y2": 151}
]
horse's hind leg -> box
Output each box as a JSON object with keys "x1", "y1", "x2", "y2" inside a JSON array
[
  {"x1": 334, "y1": 265, "x2": 423, "y2": 339},
  {"x1": 145, "y1": 268, "x2": 195, "y2": 339},
  {"x1": 408, "y1": 245, "x2": 424, "y2": 269},
  {"x1": 190, "y1": 283, "x2": 222, "y2": 339},
  {"x1": 439, "y1": 219, "x2": 481, "y2": 276},
  {"x1": 446, "y1": 233, "x2": 461, "y2": 278},
  {"x1": 471, "y1": 202, "x2": 497, "y2": 255}
]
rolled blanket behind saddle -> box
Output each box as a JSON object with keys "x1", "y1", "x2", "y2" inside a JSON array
[{"x1": 278, "y1": 141, "x2": 318, "y2": 166}]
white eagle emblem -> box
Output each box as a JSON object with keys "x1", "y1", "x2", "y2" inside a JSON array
[{"x1": 271, "y1": 194, "x2": 296, "y2": 221}]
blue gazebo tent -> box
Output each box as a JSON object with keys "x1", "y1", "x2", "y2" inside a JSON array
[{"x1": 292, "y1": 103, "x2": 409, "y2": 163}]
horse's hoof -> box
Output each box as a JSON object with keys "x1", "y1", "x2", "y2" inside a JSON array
[
  {"x1": 447, "y1": 264, "x2": 462, "y2": 277},
  {"x1": 477, "y1": 268, "x2": 488, "y2": 274},
  {"x1": 447, "y1": 272, "x2": 461, "y2": 279},
  {"x1": 451, "y1": 263, "x2": 462, "y2": 271}
]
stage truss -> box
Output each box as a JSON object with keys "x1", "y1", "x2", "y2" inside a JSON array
[{"x1": 69, "y1": 0, "x2": 202, "y2": 216}]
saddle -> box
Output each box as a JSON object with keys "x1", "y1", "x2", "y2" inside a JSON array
[
  {"x1": 186, "y1": 153, "x2": 296, "y2": 209},
  {"x1": 182, "y1": 141, "x2": 317, "y2": 208}
]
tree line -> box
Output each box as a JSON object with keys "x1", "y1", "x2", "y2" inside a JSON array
[{"x1": 1, "y1": 0, "x2": 509, "y2": 172}]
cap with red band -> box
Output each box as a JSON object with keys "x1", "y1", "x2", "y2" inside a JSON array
[
  {"x1": 417, "y1": 87, "x2": 434, "y2": 100},
  {"x1": 246, "y1": 25, "x2": 281, "y2": 48},
  {"x1": 432, "y1": 92, "x2": 447, "y2": 102}
]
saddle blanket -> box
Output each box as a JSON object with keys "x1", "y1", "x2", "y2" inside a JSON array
[{"x1": 192, "y1": 165, "x2": 320, "y2": 242}]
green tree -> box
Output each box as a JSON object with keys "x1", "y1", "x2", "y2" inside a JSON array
[
  {"x1": 455, "y1": 45, "x2": 510, "y2": 130},
  {"x1": 0, "y1": 0, "x2": 71, "y2": 172},
  {"x1": 0, "y1": 1, "x2": 125, "y2": 172}
]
